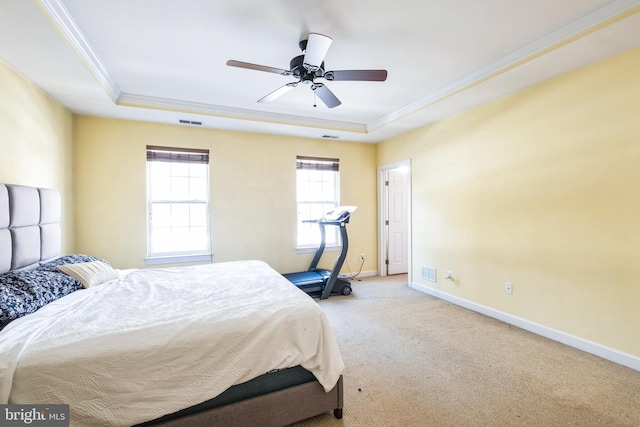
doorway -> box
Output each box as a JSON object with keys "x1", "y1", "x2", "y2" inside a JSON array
[{"x1": 378, "y1": 160, "x2": 411, "y2": 278}]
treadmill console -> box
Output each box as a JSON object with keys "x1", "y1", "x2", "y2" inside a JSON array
[{"x1": 322, "y1": 206, "x2": 357, "y2": 223}]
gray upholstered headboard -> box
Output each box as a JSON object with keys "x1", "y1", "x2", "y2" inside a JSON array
[{"x1": 0, "y1": 184, "x2": 61, "y2": 274}]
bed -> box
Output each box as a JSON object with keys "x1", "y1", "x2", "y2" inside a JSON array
[{"x1": 0, "y1": 183, "x2": 345, "y2": 427}]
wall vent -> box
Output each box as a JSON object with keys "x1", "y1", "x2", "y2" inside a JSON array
[
  {"x1": 322, "y1": 135, "x2": 339, "y2": 139},
  {"x1": 179, "y1": 119, "x2": 203, "y2": 126},
  {"x1": 421, "y1": 266, "x2": 437, "y2": 282}
]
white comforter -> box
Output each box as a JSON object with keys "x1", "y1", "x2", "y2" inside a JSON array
[{"x1": 0, "y1": 260, "x2": 344, "y2": 426}]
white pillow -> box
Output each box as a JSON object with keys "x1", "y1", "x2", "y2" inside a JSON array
[{"x1": 57, "y1": 261, "x2": 118, "y2": 288}]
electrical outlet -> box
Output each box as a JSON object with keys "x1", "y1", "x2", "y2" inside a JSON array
[
  {"x1": 505, "y1": 282, "x2": 513, "y2": 294},
  {"x1": 359, "y1": 253, "x2": 365, "y2": 261},
  {"x1": 445, "y1": 270, "x2": 453, "y2": 280}
]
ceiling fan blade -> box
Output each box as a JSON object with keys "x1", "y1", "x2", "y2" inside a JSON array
[
  {"x1": 312, "y1": 83, "x2": 341, "y2": 108},
  {"x1": 303, "y1": 33, "x2": 332, "y2": 71},
  {"x1": 325, "y1": 69, "x2": 388, "y2": 81},
  {"x1": 226, "y1": 60, "x2": 291, "y2": 76},
  {"x1": 258, "y1": 83, "x2": 297, "y2": 104}
]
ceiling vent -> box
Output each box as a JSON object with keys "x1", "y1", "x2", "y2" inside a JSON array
[{"x1": 179, "y1": 119, "x2": 203, "y2": 126}]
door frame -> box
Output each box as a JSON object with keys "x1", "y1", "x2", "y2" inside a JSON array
[{"x1": 377, "y1": 159, "x2": 411, "y2": 281}]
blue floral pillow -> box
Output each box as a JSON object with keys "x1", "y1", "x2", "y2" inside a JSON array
[
  {"x1": 0, "y1": 269, "x2": 83, "y2": 331},
  {"x1": 38, "y1": 254, "x2": 108, "y2": 272},
  {"x1": 0, "y1": 254, "x2": 111, "y2": 331}
]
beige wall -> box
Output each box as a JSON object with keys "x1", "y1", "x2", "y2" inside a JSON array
[
  {"x1": 378, "y1": 46, "x2": 640, "y2": 357},
  {"x1": 72, "y1": 116, "x2": 377, "y2": 273},
  {"x1": 0, "y1": 60, "x2": 74, "y2": 253}
]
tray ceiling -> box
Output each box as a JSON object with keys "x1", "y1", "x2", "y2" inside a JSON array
[{"x1": 1, "y1": 0, "x2": 640, "y2": 142}]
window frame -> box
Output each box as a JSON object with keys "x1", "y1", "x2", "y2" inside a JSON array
[
  {"x1": 145, "y1": 145, "x2": 212, "y2": 265},
  {"x1": 295, "y1": 156, "x2": 340, "y2": 252}
]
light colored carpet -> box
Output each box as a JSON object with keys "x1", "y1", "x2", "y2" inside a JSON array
[{"x1": 290, "y1": 274, "x2": 640, "y2": 426}]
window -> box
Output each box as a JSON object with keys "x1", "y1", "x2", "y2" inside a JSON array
[
  {"x1": 296, "y1": 156, "x2": 340, "y2": 249},
  {"x1": 146, "y1": 145, "x2": 211, "y2": 264}
]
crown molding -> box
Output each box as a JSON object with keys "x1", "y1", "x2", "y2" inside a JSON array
[
  {"x1": 116, "y1": 93, "x2": 369, "y2": 134},
  {"x1": 36, "y1": 0, "x2": 121, "y2": 102}
]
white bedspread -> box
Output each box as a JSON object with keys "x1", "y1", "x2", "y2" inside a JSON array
[{"x1": 0, "y1": 260, "x2": 344, "y2": 426}]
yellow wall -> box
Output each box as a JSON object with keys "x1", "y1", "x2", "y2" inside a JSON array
[
  {"x1": 378, "y1": 46, "x2": 640, "y2": 357},
  {"x1": 5, "y1": 37, "x2": 639, "y2": 361},
  {"x1": 72, "y1": 116, "x2": 377, "y2": 272},
  {"x1": 0, "y1": 60, "x2": 74, "y2": 253}
]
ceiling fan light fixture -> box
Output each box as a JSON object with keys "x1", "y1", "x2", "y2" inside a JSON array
[{"x1": 303, "y1": 33, "x2": 332, "y2": 71}]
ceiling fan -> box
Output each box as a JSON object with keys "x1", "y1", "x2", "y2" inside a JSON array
[{"x1": 226, "y1": 33, "x2": 387, "y2": 108}]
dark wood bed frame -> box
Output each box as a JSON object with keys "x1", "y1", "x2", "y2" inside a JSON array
[{"x1": 0, "y1": 183, "x2": 344, "y2": 426}]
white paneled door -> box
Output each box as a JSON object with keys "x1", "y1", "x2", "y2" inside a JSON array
[{"x1": 386, "y1": 168, "x2": 409, "y2": 275}]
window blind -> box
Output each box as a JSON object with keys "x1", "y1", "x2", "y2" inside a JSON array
[
  {"x1": 146, "y1": 145, "x2": 209, "y2": 164},
  {"x1": 296, "y1": 156, "x2": 339, "y2": 171}
]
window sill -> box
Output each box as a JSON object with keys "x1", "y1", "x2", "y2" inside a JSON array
[
  {"x1": 145, "y1": 253, "x2": 212, "y2": 266},
  {"x1": 296, "y1": 246, "x2": 340, "y2": 254}
]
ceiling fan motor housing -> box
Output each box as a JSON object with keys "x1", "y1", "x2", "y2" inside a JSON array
[{"x1": 290, "y1": 55, "x2": 325, "y2": 81}]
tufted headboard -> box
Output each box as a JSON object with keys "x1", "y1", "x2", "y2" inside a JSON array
[{"x1": 0, "y1": 184, "x2": 61, "y2": 274}]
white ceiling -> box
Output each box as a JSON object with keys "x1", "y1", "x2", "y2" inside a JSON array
[{"x1": 2, "y1": 0, "x2": 640, "y2": 143}]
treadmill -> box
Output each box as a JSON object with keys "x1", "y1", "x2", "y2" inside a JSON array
[{"x1": 283, "y1": 206, "x2": 357, "y2": 299}]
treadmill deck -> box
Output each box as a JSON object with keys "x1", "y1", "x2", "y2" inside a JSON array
[{"x1": 283, "y1": 270, "x2": 330, "y2": 286}]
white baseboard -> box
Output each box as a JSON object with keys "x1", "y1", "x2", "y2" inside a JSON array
[
  {"x1": 358, "y1": 270, "x2": 379, "y2": 278},
  {"x1": 341, "y1": 270, "x2": 378, "y2": 279},
  {"x1": 411, "y1": 281, "x2": 640, "y2": 372}
]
